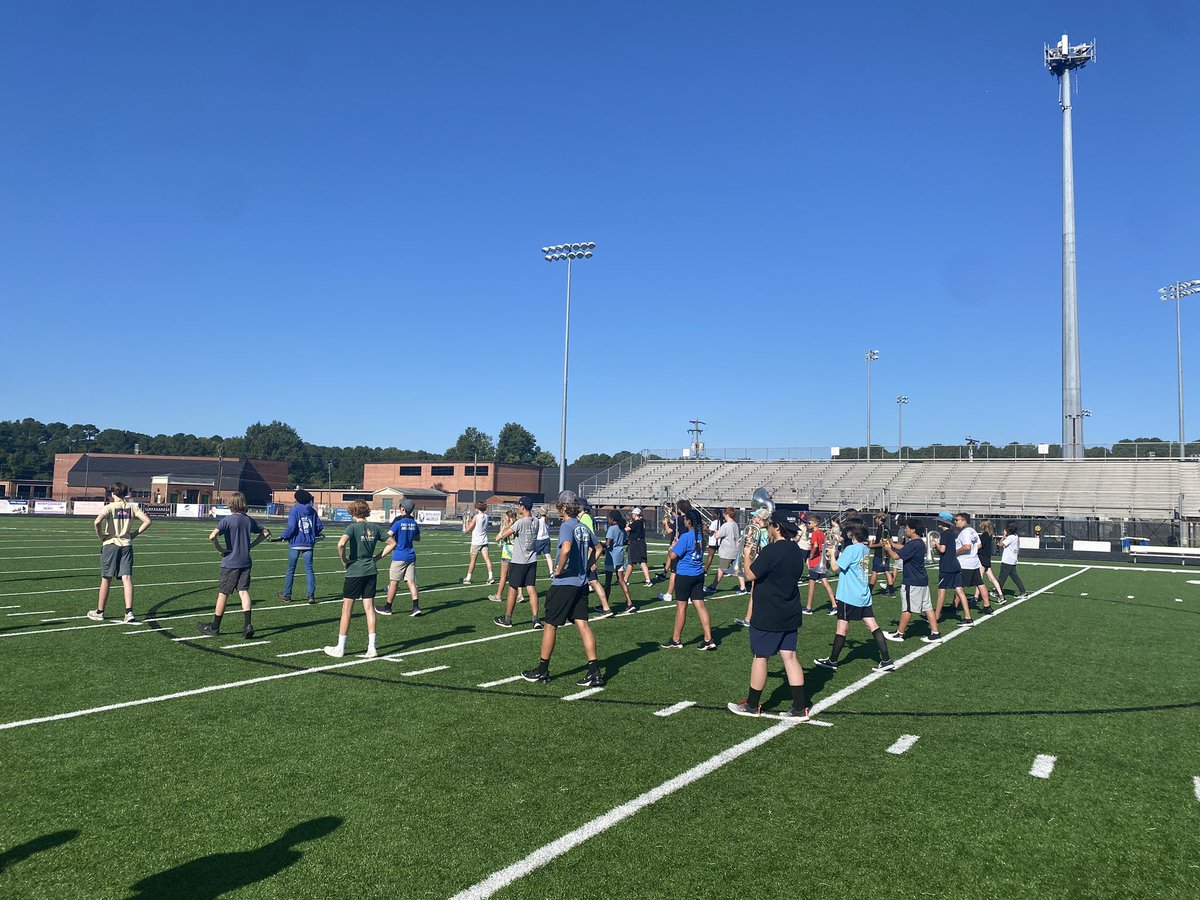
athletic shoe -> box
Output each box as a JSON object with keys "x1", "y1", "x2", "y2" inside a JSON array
[
  {"x1": 884, "y1": 631, "x2": 905, "y2": 643},
  {"x1": 660, "y1": 639, "x2": 683, "y2": 650},
  {"x1": 813, "y1": 657, "x2": 838, "y2": 671},
  {"x1": 873, "y1": 659, "x2": 896, "y2": 672},
  {"x1": 727, "y1": 700, "x2": 762, "y2": 718},
  {"x1": 531, "y1": 618, "x2": 544, "y2": 630},
  {"x1": 982, "y1": 606, "x2": 995, "y2": 615},
  {"x1": 801, "y1": 608, "x2": 813, "y2": 616},
  {"x1": 461, "y1": 576, "x2": 471, "y2": 584},
  {"x1": 122, "y1": 612, "x2": 139, "y2": 624},
  {"x1": 486, "y1": 577, "x2": 496, "y2": 585},
  {"x1": 575, "y1": 672, "x2": 605, "y2": 687},
  {"x1": 243, "y1": 625, "x2": 255, "y2": 640},
  {"x1": 86, "y1": 610, "x2": 103, "y2": 622},
  {"x1": 732, "y1": 618, "x2": 749, "y2": 627},
  {"x1": 996, "y1": 596, "x2": 1008, "y2": 605},
  {"x1": 594, "y1": 607, "x2": 615, "y2": 619},
  {"x1": 643, "y1": 581, "x2": 654, "y2": 587},
  {"x1": 409, "y1": 607, "x2": 423, "y2": 617},
  {"x1": 493, "y1": 615, "x2": 513, "y2": 628},
  {"x1": 323, "y1": 645, "x2": 345, "y2": 658},
  {"x1": 489, "y1": 594, "x2": 503, "y2": 603},
  {"x1": 622, "y1": 605, "x2": 638, "y2": 615},
  {"x1": 777, "y1": 706, "x2": 812, "y2": 721},
  {"x1": 703, "y1": 586, "x2": 716, "y2": 595},
  {"x1": 920, "y1": 633, "x2": 942, "y2": 643},
  {"x1": 1019, "y1": 593, "x2": 1030, "y2": 600},
  {"x1": 363, "y1": 647, "x2": 378, "y2": 659},
  {"x1": 698, "y1": 640, "x2": 718, "y2": 651},
  {"x1": 197, "y1": 622, "x2": 219, "y2": 637},
  {"x1": 277, "y1": 593, "x2": 292, "y2": 603},
  {"x1": 521, "y1": 668, "x2": 550, "y2": 684},
  {"x1": 959, "y1": 619, "x2": 975, "y2": 628},
  {"x1": 735, "y1": 588, "x2": 749, "y2": 596},
  {"x1": 826, "y1": 609, "x2": 838, "y2": 616},
  {"x1": 306, "y1": 596, "x2": 316, "y2": 605},
  {"x1": 374, "y1": 605, "x2": 394, "y2": 616}
]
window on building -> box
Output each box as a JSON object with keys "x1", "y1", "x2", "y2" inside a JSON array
[
  {"x1": 341, "y1": 492, "x2": 374, "y2": 502},
  {"x1": 430, "y1": 465, "x2": 455, "y2": 476},
  {"x1": 464, "y1": 465, "x2": 489, "y2": 476},
  {"x1": 398, "y1": 466, "x2": 422, "y2": 476}
]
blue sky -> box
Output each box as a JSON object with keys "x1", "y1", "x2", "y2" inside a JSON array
[{"x1": 2, "y1": 1, "x2": 1196, "y2": 457}]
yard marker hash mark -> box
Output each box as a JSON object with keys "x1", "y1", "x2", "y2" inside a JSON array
[
  {"x1": 562, "y1": 687, "x2": 604, "y2": 702},
  {"x1": 886, "y1": 734, "x2": 920, "y2": 755},
  {"x1": 6, "y1": 610, "x2": 53, "y2": 617},
  {"x1": 1193, "y1": 776, "x2": 1200, "y2": 803},
  {"x1": 478, "y1": 675, "x2": 524, "y2": 688},
  {"x1": 396, "y1": 665, "x2": 450, "y2": 677},
  {"x1": 276, "y1": 648, "x2": 324, "y2": 658},
  {"x1": 654, "y1": 701, "x2": 696, "y2": 718},
  {"x1": 222, "y1": 640, "x2": 270, "y2": 649},
  {"x1": 1030, "y1": 755, "x2": 1057, "y2": 779},
  {"x1": 171, "y1": 635, "x2": 211, "y2": 642}
]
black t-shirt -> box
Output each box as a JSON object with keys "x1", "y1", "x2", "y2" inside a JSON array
[
  {"x1": 628, "y1": 519, "x2": 646, "y2": 543},
  {"x1": 898, "y1": 539, "x2": 929, "y2": 586},
  {"x1": 748, "y1": 540, "x2": 807, "y2": 632},
  {"x1": 872, "y1": 522, "x2": 890, "y2": 562},
  {"x1": 979, "y1": 532, "x2": 993, "y2": 561},
  {"x1": 937, "y1": 527, "x2": 961, "y2": 573}
]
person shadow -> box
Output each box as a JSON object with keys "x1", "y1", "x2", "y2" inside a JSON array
[
  {"x1": 0, "y1": 829, "x2": 79, "y2": 875},
  {"x1": 127, "y1": 816, "x2": 341, "y2": 899}
]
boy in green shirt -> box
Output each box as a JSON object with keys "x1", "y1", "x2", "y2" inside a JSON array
[{"x1": 325, "y1": 501, "x2": 395, "y2": 659}]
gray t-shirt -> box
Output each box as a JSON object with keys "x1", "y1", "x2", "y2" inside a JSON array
[
  {"x1": 217, "y1": 513, "x2": 262, "y2": 569},
  {"x1": 717, "y1": 520, "x2": 741, "y2": 559},
  {"x1": 509, "y1": 515, "x2": 539, "y2": 565}
]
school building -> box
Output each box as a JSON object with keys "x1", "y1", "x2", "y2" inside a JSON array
[
  {"x1": 0, "y1": 479, "x2": 52, "y2": 500},
  {"x1": 271, "y1": 486, "x2": 449, "y2": 517},
  {"x1": 361, "y1": 461, "x2": 543, "y2": 511},
  {"x1": 51, "y1": 453, "x2": 289, "y2": 505}
]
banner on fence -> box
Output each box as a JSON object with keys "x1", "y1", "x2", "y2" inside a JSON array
[
  {"x1": 332, "y1": 507, "x2": 353, "y2": 523},
  {"x1": 0, "y1": 499, "x2": 29, "y2": 515},
  {"x1": 175, "y1": 503, "x2": 203, "y2": 519},
  {"x1": 210, "y1": 505, "x2": 232, "y2": 518},
  {"x1": 142, "y1": 503, "x2": 172, "y2": 519},
  {"x1": 72, "y1": 500, "x2": 106, "y2": 517},
  {"x1": 33, "y1": 500, "x2": 68, "y2": 515},
  {"x1": 416, "y1": 510, "x2": 443, "y2": 525}
]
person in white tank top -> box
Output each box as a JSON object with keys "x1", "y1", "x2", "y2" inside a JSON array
[{"x1": 462, "y1": 501, "x2": 495, "y2": 584}]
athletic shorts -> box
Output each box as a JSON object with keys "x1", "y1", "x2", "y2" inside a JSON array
[
  {"x1": 218, "y1": 566, "x2": 252, "y2": 595},
  {"x1": 836, "y1": 601, "x2": 872, "y2": 622},
  {"x1": 718, "y1": 556, "x2": 737, "y2": 575},
  {"x1": 506, "y1": 562, "x2": 536, "y2": 589},
  {"x1": 748, "y1": 625, "x2": 798, "y2": 657},
  {"x1": 100, "y1": 544, "x2": 133, "y2": 579},
  {"x1": 960, "y1": 569, "x2": 983, "y2": 587},
  {"x1": 545, "y1": 583, "x2": 589, "y2": 626},
  {"x1": 938, "y1": 571, "x2": 963, "y2": 590},
  {"x1": 471, "y1": 541, "x2": 488, "y2": 551},
  {"x1": 389, "y1": 559, "x2": 416, "y2": 583},
  {"x1": 342, "y1": 574, "x2": 378, "y2": 600},
  {"x1": 604, "y1": 549, "x2": 626, "y2": 573},
  {"x1": 978, "y1": 556, "x2": 992, "y2": 570},
  {"x1": 872, "y1": 557, "x2": 890, "y2": 573},
  {"x1": 808, "y1": 568, "x2": 826, "y2": 581},
  {"x1": 674, "y1": 573, "x2": 705, "y2": 601},
  {"x1": 587, "y1": 566, "x2": 599, "y2": 582},
  {"x1": 534, "y1": 538, "x2": 550, "y2": 555},
  {"x1": 629, "y1": 541, "x2": 647, "y2": 564},
  {"x1": 902, "y1": 584, "x2": 932, "y2": 614}
]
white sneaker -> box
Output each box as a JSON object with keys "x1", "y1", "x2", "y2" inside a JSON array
[
  {"x1": 86, "y1": 610, "x2": 103, "y2": 622},
  {"x1": 363, "y1": 647, "x2": 378, "y2": 659},
  {"x1": 323, "y1": 645, "x2": 345, "y2": 658},
  {"x1": 462, "y1": 576, "x2": 471, "y2": 585},
  {"x1": 883, "y1": 631, "x2": 905, "y2": 643},
  {"x1": 122, "y1": 612, "x2": 139, "y2": 624},
  {"x1": 486, "y1": 577, "x2": 496, "y2": 585}
]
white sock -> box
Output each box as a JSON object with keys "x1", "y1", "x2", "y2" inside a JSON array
[
  {"x1": 663, "y1": 593, "x2": 672, "y2": 603},
  {"x1": 368, "y1": 633, "x2": 377, "y2": 650},
  {"x1": 335, "y1": 635, "x2": 347, "y2": 651}
]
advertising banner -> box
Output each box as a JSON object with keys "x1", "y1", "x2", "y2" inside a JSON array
[
  {"x1": 332, "y1": 508, "x2": 353, "y2": 523},
  {"x1": 142, "y1": 503, "x2": 172, "y2": 519},
  {"x1": 175, "y1": 503, "x2": 203, "y2": 519},
  {"x1": 0, "y1": 499, "x2": 29, "y2": 515},
  {"x1": 210, "y1": 505, "x2": 232, "y2": 518},
  {"x1": 416, "y1": 510, "x2": 443, "y2": 525},
  {"x1": 72, "y1": 500, "x2": 106, "y2": 517},
  {"x1": 34, "y1": 500, "x2": 68, "y2": 515}
]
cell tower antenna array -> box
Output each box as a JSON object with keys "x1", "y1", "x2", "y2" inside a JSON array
[{"x1": 1044, "y1": 33, "x2": 1096, "y2": 460}]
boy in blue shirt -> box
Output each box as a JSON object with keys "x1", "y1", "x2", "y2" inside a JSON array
[
  {"x1": 376, "y1": 499, "x2": 422, "y2": 618},
  {"x1": 659, "y1": 509, "x2": 717, "y2": 651},
  {"x1": 198, "y1": 492, "x2": 270, "y2": 639},
  {"x1": 814, "y1": 520, "x2": 894, "y2": 672}
]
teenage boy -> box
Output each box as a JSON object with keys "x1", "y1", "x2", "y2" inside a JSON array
[
  {"x1": 868, "y1": 513, "x2": 895, "y2": 596},
  {"x1": 728, "y1": 512, "x2": 810, "y2": 719},
  {"x1": 462, "y1": 501, "x2": 494, "y2": 584},
  {"x1": 706, "y1": 507, "x2": 746, "y2": 595},
  {"x1": 377, "y1": 499, "x2": 422, "y2": 618},
  {"x1": 883, "y1": 519, "x2": 941, "y2": 644},
  {"x1": 579, "y1": 499, "x2": 614, "y2": 617},
  {"x1": 198, "y1": 493, "x2": 270, "y2": 639},
  {"x1": 278, "y1": 488, "x2": 323, "y2": 604},
  {"x1": 493, "y1": 496, "x2": 542, "y2": 629},
  {"x1": 520, "y1": 491, "x2": 603, "y2": 687},
  {"x1": 814, "y1": 521, "x2": 894, "y2": 672},
  {"x1": 625, "y1": 507, "x2": 654, "y2": 587},
  {"x1": 954, "y1": 513, "x2": 994, "y2": 616},
  {"x1": 933, "y1": 511, "x2": 969, "y2": 625},
  {"x1": 87, "y1": 482, "x2": 152, "y2": 623},
  {"x1": 804, "y1": 518, "x2": 837, "y2": 616},
  {"x1": 325, "y1": 500, "x2": 395, "y2": 658}
]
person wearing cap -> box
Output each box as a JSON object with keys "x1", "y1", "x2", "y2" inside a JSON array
[
  {"x1": 277, "y1": 488, "x2": 324, "y2": 604},
  {"x1": 813, "y1": 519, "x2": 895, "y2": 673},
  {"x1": 660, "y1": 508, "x2": 717, "y2": 651},
  {"x1": 933, "y1": 511, "x2": 970, "y2": 625},
  {"x1": 625, "y1": 507, "x2": 653, "y2": 587},
  {"x1": 376, "y1": 498, "x2": 422, "y2": 617},
  {"x1": 521, "y1": 491, "x2": 604, "y2": 687},
  {"x1": 728, "y1": 511, "x2": 810, "y2": 718},
  {"x1": 493, "y1": 497, "x2": 542, "y2": 629}
]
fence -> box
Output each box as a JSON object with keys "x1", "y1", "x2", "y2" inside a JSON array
[{"x1": 640, "y1": 442, "x2": 1200, "y2": 461}]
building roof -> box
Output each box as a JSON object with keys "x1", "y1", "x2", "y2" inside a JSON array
[{"x1": 374, "y1": 487, "x2": 448, "y2": 498}]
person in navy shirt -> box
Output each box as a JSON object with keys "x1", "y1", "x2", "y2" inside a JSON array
[
  {"x1": 660, "y1": 508, "x2": 717, "y2": 651},
  {"x1": 377, "y1": 499, "x2": 422, "y2": 617},
  {"x1": 278, "y1": 488, "x2": 323, "y2": 604}
]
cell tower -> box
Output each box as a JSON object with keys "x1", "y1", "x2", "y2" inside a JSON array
[
  {"x1": 1045, "y1": 34, "x2": 1096, "y2": 460},
  {"x1": 687, "y1": 419, "x2": 706, "y2": 460}
]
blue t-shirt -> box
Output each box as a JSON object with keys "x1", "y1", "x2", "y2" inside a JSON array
[
  {"x1": 670, "y1": 530, "x2": 705, "y2": 576},
  {"x1": 606, "y1": 524, "x2": 626, "y2": 550},
  {"x1": 552, "y1": 518, "x2": 594, "y2": 587},
  {"x1": 217, "y1": 513, "x2": 263, "y2": 569},
  {"x1": 389, "y1": 516, "x2": 421, "y2": 562},
  {"x1": 835, "y1": 542, "x2": 871, "y2": 606},
  {"x1": 898, "y1": 539, "x2": 928, "y2": 586}
]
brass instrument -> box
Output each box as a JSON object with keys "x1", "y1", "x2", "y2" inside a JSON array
[{"x1": 742, "y1": 487, "x2": 774, "y2": 556}]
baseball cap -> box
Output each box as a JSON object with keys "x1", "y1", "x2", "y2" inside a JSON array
[
  {"x1": 557, "y1": 490, "x2": 578, "y2": 504},
  {"x1": 771, "y1": 512, "x2": 799, "y2": 536},
  {"x1": 399, "y1": 499, "x2": 415, "y2": 513},
  {"x1": 579, "y1": 497, "x2": 592, "y2": 511},
  {"x1": 517, "y1": 496, "x2": 534, "y2": 510},
  {"x1": 632, "y1": 507, "x2": 642, "y2": 516},
  {"x1": 937, "y1": 511, "x2": 954, "y2": 522}
]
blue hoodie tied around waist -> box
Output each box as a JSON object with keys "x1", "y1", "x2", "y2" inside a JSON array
[{"x1": 281, "y1": 502, "x2": 324, "y2": 549}]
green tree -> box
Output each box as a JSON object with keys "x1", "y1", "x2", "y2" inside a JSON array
[
  {"x1": 445, "y1": 427, "x2": 495, "y2": 461},
  {"x1": 495, "y1": 422, "x2": 555, "y2": 466}
]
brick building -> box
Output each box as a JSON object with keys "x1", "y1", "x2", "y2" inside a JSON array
[
  {"x1": 361, "y1": 461, "x2": 542, "y2": 511},
  {"x1": 52, "y1": 453, "x2": 288, "y2": 505}
]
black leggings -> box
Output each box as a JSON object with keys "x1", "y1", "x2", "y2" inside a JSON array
[{"x1": 998, "y1": 563, "x2": 1026, "y2": 595}]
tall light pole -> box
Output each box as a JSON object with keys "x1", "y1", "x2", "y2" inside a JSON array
[
  {"x1": 896, "y1": 395, "x2": 908, "y2": 459},
  {"x1": 1045, "y1": 34, "x2": 1095, "y2": 460},
  {"x1": 542, "y1": 242, "x2": 596, "y2": 493},
  {"x1": 865, "y1": 349, "x2": 879, "y2": 460},
  {"x1": 1159, "y1": 280, "x2": 1200, "y2": 459}
]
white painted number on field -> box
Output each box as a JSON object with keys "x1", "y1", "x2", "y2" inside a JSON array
[
  {"x1": 1030, "y1": 754, "x2": 1057, "y2": 779},
  {"x1": 654, "y1": 701, "x2": 696, "y2": 718},
  {"x1": 886, "y1": 734, "x2": 920, "y2": 755}
]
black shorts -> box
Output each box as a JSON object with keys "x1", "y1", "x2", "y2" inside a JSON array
[
  {"x1": 342, "y1": 574, "x2": 378, "y2": 600},
  {"x1": 938, "y1": 571, "x2": 963, "y2": 590},
  {"x1": 545, "y1": 583, "x2": 589, "y2": 627},
  {"x1": 629, "y1": 541, "x2": 647, "y2": 564},
  {"x1": 978, "y1": 556, "x2": 992, "y2": 570},
  {"x1": 218, "y1": 566, "x2": 251, "y2": 595},
  {"x1": 808, "y1": 568, "x2": 826, "y2": 581},
  {"x1": 674, "y1": 573, "x2": 705, "y2": 601},
  {"x1": 961, "y1": 569, "x2": 983, "y2": 587},
  {"x1": 506, "y1": 562, "x2": 537, "y2": 589},
  {"x1": 836, "y1": 602, "x2": 872, "y2": 622},
  {"x1": 871, "y1": 557, "x2": 889, "y2": 574},
  {"x1": 749, "y1": 625, "x2": 798, "y2": 657}
]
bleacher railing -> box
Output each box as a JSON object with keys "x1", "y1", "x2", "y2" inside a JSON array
[
  {"x1": 640, "y1": 442, "x2": 1200, "y2": 461},
  {"x1": 576, "y1": 450, "x2": 651, "y2": 499}
]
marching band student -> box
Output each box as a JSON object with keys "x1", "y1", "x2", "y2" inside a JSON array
[
  {"x1": 868, "y1": 512, "x2": 896, "y2": 596},
  {"x1": 493, "y1": 497, "x2": 542, "y2": 629},
  {"x1": 324, "y1": 500, "x2": 395, "y2": 658},
  {"x1": 624, "y1": 507, "x2": 654, "y2": 587},
  {"x1": 660, "y1": 508, "x2": 717, "y2": 651},
  {"x1": 197, "y1": 492, "x2": 270, "y2": 639},
  {"x1": 728, "y1": 512, "x2": 809, "y2": 719},
  {"x1": 804, "y1": 516, "x2": 837, "y2": 616},
  {"x1": 534, "y1": 506, "x2": 554, "y2": 572},
  {"x1": 997, "y1": 521, "x2": 1029, "y2": 601},
  {"x1": 520, "y1": 491, "x2": 603, "y2": 687},
  {"x1": 706, "y1": 507, "x2": 746, "y2": 595},
  {"x1": 814, "y1": 520, "x2": 894, "y2": 672},
  {"x1": 490, "y1": 509, "x2": 517, "y2": 602},
  {"x1": 277, "y1": 488, "x2": 323, "y2": 604},
  {"x1": 733, "y1": 508, "x2": 771, "y2": 627},
  {"x1": 933, "y1": 511, "x2": 970, "y2": 624},
  {"x1": 600, "y1": 509, "x2": 635, "y2": 613},
  {"x1": 461, "y1": 501, "x2": 494, "y2": 585},
  {"x1": 87, "y1": 482, "x2": 152, "y2": 623},
  {"x1": 977, "y1": 519, "x2": 1005, "y2": 598},
  {"x1": 882, "y1": 519, "x2": 941, "y2": 643},
  {"x1": 796, "y1": 514, "x2": 811, "y2": 580},
  {"x1": 376, "y1": 499, "x2": 421, "y2": 618},
  {"x1": 578, "y1": 499, "x2": 614, "y2": 618},
  {"x1": 704, "y1": 510, "x2": 721, "y2": 572},
  {"x1": 954, "y1": 513, "x2": 994, "y2": 617}
]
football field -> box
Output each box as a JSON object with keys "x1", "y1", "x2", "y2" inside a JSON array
[{"x1": 2, "y1": 518, "x2": 1199, "y2": 899}]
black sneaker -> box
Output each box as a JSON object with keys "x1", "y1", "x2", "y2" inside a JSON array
[
  {"x1": 409, "y1": 607, "x2": 423, "y2": 617},
  {"x1": 959, "y1": 618, "x2": 975, "y2": 628},
  {"x1": 375, "y1": 604, "x2": 394, "y2": 616},
  {"x1": 493, "y1": 615, "x2": 513, "y2": 628},
  {"x1": 197, "y1": 622, "x2": 219, "y2": 637},
  {"x1": 575, "y1": 672, "x2": 605, "y2": 687},
  {"x1": 873, "y1": 658, "x2": 895, "y2": 672},
  {"x1": 531, "y1": 618, "x2": 544, "y2": 630},
  {"x1": 982, "y1": 605, "x2": 995, "y2": 615},
  {"x1": 660, "y1": 639, "x2": 683, "y2": 650},
  {"x1": 813, "y1": 657, "x2": 838, "y2": 671},
  {"x1": 243, "y1": 625, "x2": 255, "y2": 640},
  {"x1": 698, "y1": 640, "x2": 718, "y2": 651},
  {"x1": 622, "y1": 605, "x2": 638, "y2": 615},
  {"x1": 306, "y1": 595, "x2": 316, "y2": 605},
  {"x1": 521, "y1": 668, "x2": 550, "y2": 684},
  {"x1": 777, "y1": 706, "x2": 811, "y2": 721},
  {"x1": 594, "y1": 607, "x2": 615, "y2": 619},
  {"x1": 732, "y1": 617, "x2": 749, "y2": 627},
  {"x1": 920, "y1": 633, "x2": 942, "y2": 643},
  {"x1": 277, "y1": 593, "x2": 292, "y2": 603},
  {"x1": 727, "y1": 700, "x2": 762, "y2": 718}
]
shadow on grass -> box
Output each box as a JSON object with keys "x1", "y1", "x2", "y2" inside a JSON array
[
  {"x1": 0, "y1": 829, "x2": 79, "y2": 875},
  {"x1": 127, "y1": 816, "x2": 341, "y2": 899}
]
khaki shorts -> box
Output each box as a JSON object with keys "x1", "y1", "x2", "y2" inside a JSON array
[
  {"x1": 902, "y1": 584, "x2": 932, "y2": 614},
  {"x1": 389, "y1": 559, "x2": 416, "y2": 583}
]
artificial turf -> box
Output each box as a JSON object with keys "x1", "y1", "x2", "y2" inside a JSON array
[{"x1": 1, "y1": 518, "x2": 1198, "y2": 899}]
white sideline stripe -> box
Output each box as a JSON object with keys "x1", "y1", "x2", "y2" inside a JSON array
[
  {"x1": 1193, "y1": 776, "x2": 1200, "y2": 803},
  {"x1": 395, "y1": 665, "x2": 449, "y2": 677},
  {"x1": 449, "y1": 566, "x2": 1091, "y2": 900},
  {"x1": 124, "y1": 629, "x2": 169, "y2": 636},
  {"x1": 561, "y1": 687, "x2": 604, "y2": 701},
  {"x1": 1030, "y1": 754, "x2": 1057, "y2": 779},
  {"x1": 2, "y1": 558, "x2": 476, "y2": 578},
  {"x1": 276, "y1": 648, "x2": 324, "y2": 658},
  {"x1": 886, "y1": 734, "x2": 920, "y2": 755},
  {"x1": 0, "y1": 605, "x2": 20, "y2": 609},
  {"x1": 222, "y1": 640, "x2": 271, "y2": 649},
  {"x1": 654, "y1": 701, "x2": 695, "y2": 717},
  {"x1": 478, "y1": 675, "x2": 524, "y2": 688},
  {"x1": 6, "y1": 610, "x2": 53, "y2": 617},
  {"x1": 171, "y1": 634, "x2": 212, "y2": 642}
]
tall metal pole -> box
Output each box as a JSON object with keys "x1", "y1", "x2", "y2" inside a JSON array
[
  {"x1": 473, "y1": 449, "x2": 479, "y2": 504},
  {"x1": 559, "y1": 255, "x2": 572, "y2": 494},
  {"x1": 1060, "y1": 71, "x2": 1083, "y2": 458},
  {"x1": 865, "y1": 350, "x2": 879, "y2": 460},
  {"x1": 1176, "y1": 294, "x2": 1185, "y2": 460}
]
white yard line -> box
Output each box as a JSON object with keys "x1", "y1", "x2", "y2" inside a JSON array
[
  {"x1": 561, "y1": 687, "x2": 604, "y2": 702},
  {"x1": 478, "y1": 675, "x2": 524, "y2": 688},
  {"x1": 276, "y1": 648, "x2": 325, "y2": 658},
  {"x1": 6, "y1": 610, "x2": 53, "y2": 617},
  {"x1": 222, "y1": 640, "x2": 271, "y2": 649},
  {"x1": 1030, "y1": 754, "x2": 1057, "y2": 779},
  {"x1": 886, "y1": 734, "x2": 920, "y2": 755},
  {"x1": 171, "y1": 634, "x2": 212, "y2": 642},
  {"x1": 653, "y1": 701, "x2": 695, "y2": 718},
  {"x1": 0, "y1": 605, "x2": 21, "y2": 610},
  {"x1": 395, "y1": 665, "x2": 450, "y2": 677},
  {"x1": 124, "y1": 629, "x2": 169, "y2": 636},
  {"x1": 1193, "y1": 776, "x2": 1200, "y2": 803}
]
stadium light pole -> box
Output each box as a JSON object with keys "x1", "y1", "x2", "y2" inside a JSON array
[
  {"x1": 542, "y1": 242, "x2": 596, "y2": 493},
  {"x1": 1045, "y1": 34, "x2": 1095, "y2": 460},
  {"x1": 865, "y1": 349, "x2": 880, "y2": 460},
  {"x1": 1159, "y1": 280, "x2": 1200, "y2": 460},
  {"x1": 896, "y1": 396, "x2": 909, "y2": 460}
]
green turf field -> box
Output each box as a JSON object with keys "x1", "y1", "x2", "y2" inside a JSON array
[{"x1": 1, "y1": 517, "x2": 1198, "y2": 899}]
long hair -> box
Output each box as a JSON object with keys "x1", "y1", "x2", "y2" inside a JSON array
[
  {"x1": 609, "y1": 509, "x2": 626, "y2": 530},
  {"x1": 685, "y1": 508, "x2": 704, "y2": 559},
  {"x1": 979, "y1": 518, "x2": 994, "y2": 536}
]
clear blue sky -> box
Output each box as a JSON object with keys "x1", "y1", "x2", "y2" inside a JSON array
[{"x1": 2, "y1": 0, "x2": 1196, "y2": 456}]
